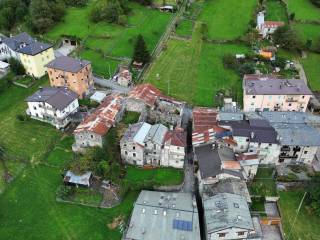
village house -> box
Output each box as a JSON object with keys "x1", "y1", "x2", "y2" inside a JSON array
[
  {"x1": 219, "y1": 118, "x2": 280, "y2": 165},
  {"x1": 115, "y1": 65, "x2": 132, "y2": 87},
  {"x1": 121, "y1": 123, "x2": 186, "y2": 168},
  {"x1": 261, "y1": 111, "x2": 320, "y2": 164},
  {"x1": 123, "y1": 190, "x2": 201, "y2": 240},
  {"x1": 235, "y1": 152, "x2": 260, "y2": 180},
  {"x1": 243, "y1": 74, "x2": 313, "y2": 112},
  {"x1": 0, "y1": 32, "x2": 34, "y2": 61},
  {"x1": 194, "y1": 144, "x2": 244, "y2": 193},
  {"x1": 256, "y1": 11, "x2": 284, "y2": 38},
  {"x1": 73, "y1": 94, "x2": 124, "y2": 151},
  {"x1": 19, "y1": 40, "x2": 55, "y2": 78},
  {"x1": 203, "y1": 193, "x2": 261, "y2": 240},
  {"x1": 26, "y1": 87, "x2": 79, "y2": 129},
  {"x1": 46, "y1": 56, "x2": 94, "y2": 99}
]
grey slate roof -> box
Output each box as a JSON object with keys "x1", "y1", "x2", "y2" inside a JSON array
[
  {"x1": 26, "y1": 87, "x2": 78, "y2": 110},
  {"x1": 271, "y1": 123, "x2": 320, "y2": 146},
  {"x1": 145, "y1": 124, "x2": 168, "y2": 145},
  {"x1": 195, "y1": 144, "x2": 242, "y2": 179},
  {"x1": 219, "y1": 120, "x2": 279, "y2": 144},
  {"x1": 17, "y1": 41, "x2": 52, "y2": 55},
  {"x1": 124, "y1": 190, "x2": 200, "y2": 240},
  {"x1": 46, "y1": 56, "x2": 90, "y2": 73},
  {"x1": 203, "y1": 193, "x2": 254, "y2": 234},
  {"x1": 244, "y1": 75, "x2": 313, "y2": 95},
  {"x1": 2, "y1": 32, "x2": 34, "y2": 51},
  {"x1": 260, "y1": 111, "x2": 320, "y2": 125}
]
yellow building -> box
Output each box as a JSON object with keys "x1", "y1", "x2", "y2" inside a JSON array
[{"x1": 18, "y1": 42, "x2": 55, "y2": 78}]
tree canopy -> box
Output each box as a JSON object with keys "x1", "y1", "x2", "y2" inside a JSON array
[
  {"x1": 273, "y1": 25, "x2": 301, "y2": 51},
  {"x1": 132, "y1": 34, "x2": 150, "y2": 64}
]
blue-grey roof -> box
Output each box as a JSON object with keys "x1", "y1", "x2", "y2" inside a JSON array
[
  {"x1": 18, "y1": 41, "x2": 52, "y2": 55},
  {"x1": 271, "y1": 123, "x2": 320, "y2": 146},
  {"x1": 2, "y1": 32, "x2": 34, "y2": 51},
  {"x1": 260, "y1": 111, "x2": 320, "y2": 125},
  {"x1": 218, "y1": 112, "x2": 244, "y2": 121},
  {"x1": 145, "y1": 124, "x2": 168, "y2": 145},
  {"x1": 46, "y1": 56, "x2": 90, "y2": 73},
  {"x1": 203, "y1": 193, "x2": 254, "y2": 234},
  {"x1": 124, "y1": 190, "x2": 200, "y2": 240},
  {"x1": 26, "y1": 87, "x2": 78, "y2": 110}
]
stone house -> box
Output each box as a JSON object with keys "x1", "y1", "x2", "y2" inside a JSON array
[
  {"x1": 256, "y1": 11, "x2": 284, "y2": 38},
  {"x1": 73, "y1": 94, "x2": 124, "y2": 151},
  {"x1": 243, "y1": 74, "x2": 313, "y2": 112},
  {"x1": 46, "y1": 56, "x2": 94, "y2": 99},
  {"x1": 115, "y1": 65, "x2": 132, "y2": 87},
  {"x1": 26, "y1": 87, "x2": 79, "y2": 129}
]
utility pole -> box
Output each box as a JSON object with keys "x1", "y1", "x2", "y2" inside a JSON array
[{"x1": 287, "y1": 191, "x2": 307, "y2": 240}]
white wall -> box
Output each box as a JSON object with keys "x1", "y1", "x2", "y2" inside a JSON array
[
  {"x1": 161, "y1": 144, "x2": 185, "y2": 168},
  {"x1": 209, "y1": 227, "x2": 250, "y2": 240}
]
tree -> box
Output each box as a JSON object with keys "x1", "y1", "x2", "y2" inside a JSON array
[
  {"x1": 64, "y1": 0, "x2": 88, "y2": 7},
  {"x1": 273, "y1": 25, "x2": 301, "y2": 51},
  {"x1": 305, "y1": 39, "x2": 313, "y2": 50},
  {"x1": 132, "y1": 34, "x2": 150, "y2": 64},
  {"x1": 9, "y1": 58, "x2": 25, "y2": 75},
  {"x1": 289, "y1": 12, "x2": 295, "y2": 21},
  {"x1": 310, "y1": 0, "x2": 320, "y2": 7},
  {"x1": 222, "y1": 54, "x2": 237, "y2": 70},
  {"x1": 314, "y1": 38, "x2": 320, "y2": 53},
  {"x1": 0, "y1": 0, "x2": 29, "y2": 30},
  {"x1": 238, "y1": 62, "x2": 255, "y2": 76}
]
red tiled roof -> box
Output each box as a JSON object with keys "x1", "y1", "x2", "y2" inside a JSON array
[
  {"x1": 222, "y1": 161, "x2": 241, "y2": 170},
  {"x1": 164, "y1": 128, "x2": 187, "y2": 147},
  {"x1": 74, "y1": 94, "x2": 123, "y2": 135},
  {"x1": 236, "y1": 153, "x2": 259, "y2": 161},
  {"x1": 264, "y1": 21, "x2": 285, "y2": 28},
  {"x1": 128, "y1": 83, "x2": 164, "y2": 107}
]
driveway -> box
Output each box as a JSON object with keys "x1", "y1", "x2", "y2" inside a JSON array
[
  {"x1": 182, "y1": 152, "x2": 195, "y2": 193},
  {"x1": 93, "y1": 75, "x2": 131, "y2": 94},
  {"x1": 293, "y1": 61, "x2": 307, "y2": 84}
]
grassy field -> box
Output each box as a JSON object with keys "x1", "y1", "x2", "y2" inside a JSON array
[
  {"x1": 293, "y1": 23, "x2": 320, "y2": 49},
  {"x1": 302, "y1": 53, "x2": 320, "y2": 91},
  {"x1": 286, "y1": 0, "x2": 320, "y2": 21},
  {"x1": 279, "y1": 191, "x2": 320, "y2": 240},
  {"x1": 0, "y1": 165, "x2": 138, "y2": 240},
  {"x1": 198, "y1": 0, "x2": 257, "y2": 40},
  {"x1": 176, "y1": 20, "x2": 193, "y2": 37},
  {"x1": 265, "y1": 0, "x2": 288, "y2": 22},
  {"x1": 45, "y1": 1, "x2": 172, "y2": 76},
  {"x1": 145, "y1": 32, "x2": 249, "y2": 106}
]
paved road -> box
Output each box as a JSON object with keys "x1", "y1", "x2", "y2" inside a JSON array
[
  {"x1": 93, "y1": 75, "x2": 131, "y2": 94},
  {"x1": 293, "y1": 60, "x2": 307, "y2": 84},
  {"x1": 182, "y1": 153, "x2": 195, "y2": 193}
]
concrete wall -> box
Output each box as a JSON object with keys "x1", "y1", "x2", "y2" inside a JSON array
[
  {"x1": 48, "y1": 64, "x2": 94, "y2": 99},
  {"x1": 126, "y1": 99, "x2": 146, "y2": 113},
  {"x1": 74, "y1": 131, "x2": 103, "y2": 148},
  {"x1": 120, "y1": 140, "x2": 145, "y2": 166}
]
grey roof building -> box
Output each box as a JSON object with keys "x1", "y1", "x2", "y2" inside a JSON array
[
  {"x1": 46, "y1": 56, "x2": 90, "y2": 73},
  {"x1": 244, "y1": 75, "x2": 313, "y2": 95},
  {"x1": 260, "y1": 111, "x2": 320, "y2": 125},
  {"x1": 195, "y1": 144, "x2": 243, "y2": 180},
  {"x1": 17, "y1": 41, "x2": 52, "y2": 56},
  {"x1": 145, "y1": 124, "x2": 168, "y2": 145},
  {"x1": 124, "y1": 190, "x2": 200, "y2": 240},
  {"x1": 203, "y1": 193, "x2": 255, "y2": 239},
  {"x1": 26, "y1": 87, "x2": 78, "y2": 110},
  {"x1": 219, "y1": 119, "x2": 279, "y2": 144},
  {"x1": 2, "y1": 32, "x2": 34, "y2": 51}
]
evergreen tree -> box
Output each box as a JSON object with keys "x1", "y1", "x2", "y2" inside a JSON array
[{"x1": 132, "y1": 34, "x2": 150, "y2": 64}]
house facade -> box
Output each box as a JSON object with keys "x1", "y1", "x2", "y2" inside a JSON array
[
  {"x1": 18, "y1": 41, "x2": 55, "y2": 78},
  {"x1": 73, "y1": 94, "x2": 124, "y2": 151},
  {"x1": 46, "y1": 56, "x2": 94, "y2": 99},
  {"x1": 26, "y1": 87, "x2": 79, "y2": 129},
  {"x1": 243, "y1": 75, "x2": 313, "y2": 112}
]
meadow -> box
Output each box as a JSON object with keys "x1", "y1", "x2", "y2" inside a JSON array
[
  {"x1": 293, "y1": 23, "x2": 320, "y2": 49},
  {"x1": 265, "y1": 0, "x2": 288, "y2": 22},
  {"x1": 286, "y1": 0, "x2": 320, "y2": 21},
  {"x1": 198, "y1": 0, "x2": 257, "y2": 40},
  {"x1": 302, "y1": 53, "x2": 320, "y2": 91}
]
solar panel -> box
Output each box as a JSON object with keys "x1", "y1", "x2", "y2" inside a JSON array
[{"x1": 172, "y1": 219, "x2": 193, "y2": 232}]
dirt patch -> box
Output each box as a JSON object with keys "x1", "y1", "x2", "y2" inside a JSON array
[{"x1": 107, "y1": 215, "x2": 124, "y2": 229}]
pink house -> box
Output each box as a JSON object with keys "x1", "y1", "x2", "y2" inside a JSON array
[{"x1": 243, "y1": 74, "x2": 313, "y2": 112}]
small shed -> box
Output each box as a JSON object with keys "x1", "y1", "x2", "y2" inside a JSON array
[
  {"x1": 90, "y1": 91, "x2": 107, "y2": 103},
  {"x1": 64, "y1": 171, "x2": 93, "y2": 188},
  {"x1": 159, "y1": 5, "x2": 174, "y2": 12},
  {"x1": 0, "y1": 61, "x2": 10, "y2": 73}
]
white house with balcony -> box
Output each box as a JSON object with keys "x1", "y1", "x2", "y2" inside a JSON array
[{"x1": 26, "y1": 87, "x2": 79, "y2": 129}]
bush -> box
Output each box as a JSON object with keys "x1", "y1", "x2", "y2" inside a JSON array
[
  {"x1": 16, "y1": 114, "x2": 27, "y2": 121},
  {"x1": 56, "y1": 185, "x2": 74, "y2": 199},
  {"x1": 64, "y1": 0, "x2": 88, "y2": 7},
  {"x1": 8, "y1": 58, "x2": 25, "y2": 75},
  {"x1": 223, "y1": 54, "x2": 237, "y2": 70},
  {"x1": 273, "y1": 25, "x2": 301, "y2": 51},
  {"x1": 310, "y1": 0, "x2": 320, "y2": 7},
  {"x1": 238, "y1": 62, "x2": 255, "y2": 75}
]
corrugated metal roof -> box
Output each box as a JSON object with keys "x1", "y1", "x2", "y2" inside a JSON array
[{"x1": 133, "y1": 122, "x2": 152, "y2": 145}]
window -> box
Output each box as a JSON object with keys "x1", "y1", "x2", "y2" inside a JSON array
[
  {"x1": 133, "y1": 146, "x2": 135, "y2": 150},
  {"x1": 302, "y1": 96, "x2": 305, "y2": 99},
  {"x1": 133, "y1": 153, "x2": 136, "y2": 157},
  {"x1": 91, "y1": 135, "x2": 94, "y2": 139},
  {"x1": 269, "y1": 143, "x2": 272, "y2": 146},
  {"x1": 238, "y1": 231, "x2": 245, "y2": 236},
  {"x1": 218, "y1": 233, "x2": 226, "y2": 238},
  {"x1": 304, "y1": 151, "x2": 308, "y2": 154},
  {"x1": 234, "y1": 203, "x2": 239, "y2": 208},
  {"x1": 289, "y1": 103, "x2": 292, "y2": 106},
  {"x1": 252, "y1": 96, "x2": 256, "y2": 99},
  {"x1": 33, "y1": 106, "x2": 37, "y2": 110},
  {"x1": 125, "y1": 151, "x2": 128, "y2": 155}
]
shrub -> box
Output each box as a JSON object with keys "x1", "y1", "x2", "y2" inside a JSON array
[
  {"x1": 64, "y1": 0, "x2": 88, "y2": 7},
  {"x1": 56, "y1": 185, "x2": 74, "y2": 199},
  {"x1": 8, "y1": 58, "x2": 25, "y2": 75}
]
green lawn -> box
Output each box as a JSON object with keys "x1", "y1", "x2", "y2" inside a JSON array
[
  {"x1": 125, "y1": 166, "x2": 184, "y2": 186},
  {"x1": 176, "y1": 20, "x2": 193, "y2": 37},
  {"x1": 265, "y1": 0, "x2": 288, "y2": 22},
  {"x1": 46, "y1": 136, "x2": 74, "y2": 168},
  {"x1": 71, "y1": 188, "x2": 103, "y2": 206},
  {"x1": 45, "y1": 1, "x2": 172, "y2": 76},
  {"x1": 255, "y1": 167, "x2": 274, "y2": 179},
  {"x1": 293, "y1": 23, "x2": 320, "y2": 50},
  {"x1": 122, "y1": 111, "x2": 141, "y2": 125},
  {"x1": 286, "y1": 0, "x2": 320, "y2": 21},
  {"x1": 301, "y1": 53, "x2": 320, "y2": 91},
  {"x1": 144, "y1": 35, "x2": 249, "y2": 106},
  {"x1": 198, "y1": 0, "x2": 257, "y2": 40},
  {"x1": 0, "y1": 165, "x2": 138, "y2": 240},
  {"x1": 279, "y1": 191, "x2": 320, "y2": 240}
]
